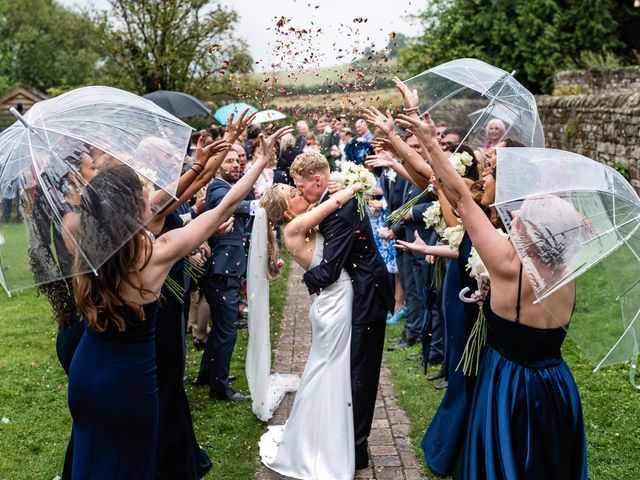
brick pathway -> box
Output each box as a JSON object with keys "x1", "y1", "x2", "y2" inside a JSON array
[{"x1": 256, "y1": 263, "x2": 426, "y2": 480}]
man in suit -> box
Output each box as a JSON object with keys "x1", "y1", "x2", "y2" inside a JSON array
[
  {"x1": 291, "y1": 152, "x2": 394, "y2": 471},
  {"x1": 197, "y1": 149, "x2": 257, "y2": 401}
]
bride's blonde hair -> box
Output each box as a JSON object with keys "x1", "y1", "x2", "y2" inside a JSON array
[{"x1": 260, "y1": 185, "x2": 290, "y2": 281}]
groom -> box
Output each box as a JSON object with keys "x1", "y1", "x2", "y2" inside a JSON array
[{"x1": 290, "y1": 152, "x2": 395, "y2": 470}]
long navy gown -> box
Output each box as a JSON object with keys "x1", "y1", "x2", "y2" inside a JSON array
[
  {"x1": 155, "y1": 213, "x2": 212, "y2": 479},
  {"x1": 68, "y1": 303, "x2": 160, "y2": 479},
  {"x1": 422, "y1": 234, "x2": 478, "y2": 476},
  {"x1": 462, "y1": 278, "x2": 587, "y2": 479}
]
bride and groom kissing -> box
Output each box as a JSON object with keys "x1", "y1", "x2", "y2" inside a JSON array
[{"x1": 259, "y1": 151, "x2": 394, "y2": 479}]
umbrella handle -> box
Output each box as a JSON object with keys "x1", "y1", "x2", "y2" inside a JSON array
[
  {"x1": 459, "y1": 287, "x2": 479, "y2": 304},
  {"x1": 10, "y1": 107, "x2": 30, "y2": 129}
]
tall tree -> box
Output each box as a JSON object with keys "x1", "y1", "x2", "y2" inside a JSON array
[
  {"x1": 94, "y1": 0, "x2": 253, "y2": 96},
  {"x1": 0, "y1": 0, "x2": 104, "y2": 93},
  {"x1": 399, "y1": 0, "x2": 638, "y2": 94}
]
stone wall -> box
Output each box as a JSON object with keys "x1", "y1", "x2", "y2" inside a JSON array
[
  {"x1": 536, "y1": 92, "x2": 640, "y2": 192},
  {"x1": 553, "y1": 66, "x2": 640, "y2": 96}
]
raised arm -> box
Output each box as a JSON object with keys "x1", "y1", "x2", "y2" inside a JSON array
[
  {"x1": 149, "y1": 126, "x2": 293, "y2": 274},
  {"x1": 286, "y1": 184, "x2": 363, "y2": 240},
  {"x1": 395, "y1": 113, "x2": 513, "y2": 277},
  {"x1": 363, "y1": 107, "x2": 432, "y2": 188}
]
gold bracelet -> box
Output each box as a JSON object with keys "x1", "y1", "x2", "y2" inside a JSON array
[{"x1": 403, "y1": 107, "x2": 419, "y2": 114}]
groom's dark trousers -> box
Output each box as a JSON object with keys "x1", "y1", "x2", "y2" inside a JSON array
[{"x1": 303, "y1": 194, "x2": 395, "y2": 466}]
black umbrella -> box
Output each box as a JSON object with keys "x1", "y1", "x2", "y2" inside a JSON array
[{"x1": 142, "y1": 90, "x2": 212, "y2": 119}]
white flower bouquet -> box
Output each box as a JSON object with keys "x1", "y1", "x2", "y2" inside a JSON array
[
  {"x1": 443, "y1": 223, "x2": 464, "y2": 251},
  {"x1": 449, "y1": 151, "x2": 474, "y2": 176},
  {"x1": 422, "y1": 201, "x2": 448, "y2": 237},
  {"x1": 337, "y1": 161, "x2": 376, "y2": 218}
]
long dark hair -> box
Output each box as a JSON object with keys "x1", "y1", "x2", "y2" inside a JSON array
[{"x1": 73, "y1": 163, "x2": 156, "y2": 332}]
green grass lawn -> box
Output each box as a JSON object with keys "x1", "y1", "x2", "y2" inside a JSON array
[
  {"x1": 385, "y1": 265, "x2": 640, "y2": 479},
  {"x1": 0, "y1": 257, "x2": 290, "y2": 479}
]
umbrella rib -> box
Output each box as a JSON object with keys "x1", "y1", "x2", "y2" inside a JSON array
[
  {"x1": 594, "y1": 307, "x2": 640, "y2": 371},
  {"x1": 26, "y1": 124, "x2": 179, "y2": 200}
]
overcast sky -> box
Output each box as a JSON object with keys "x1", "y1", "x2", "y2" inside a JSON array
[{"x1": 59, "y1": 0, "x2": 423, "y2": 71}]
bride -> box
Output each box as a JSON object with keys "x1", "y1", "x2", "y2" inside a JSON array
[{"x1": 258, "y1": 181, "x2": 364, "y2": 480}]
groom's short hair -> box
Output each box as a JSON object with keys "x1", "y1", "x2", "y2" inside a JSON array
[{"x1": 290, "y1": 151, "x2": 329, "y2": 178}]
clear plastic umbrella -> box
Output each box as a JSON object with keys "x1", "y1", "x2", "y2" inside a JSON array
[
  {"x1": 0, "y1": 86, "x2": 192, "y2": 295},
  {"x1": 389, "y1": 58, "x2": 545, "y2": 225},
  {"x1": 494, "y1": 147, "x2": 640, "y2": 385},
  {"x1": 406, "y1": 58, "x2": 545, "y2": 149}
]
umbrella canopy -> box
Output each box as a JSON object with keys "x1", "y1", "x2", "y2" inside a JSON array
[
  {"x1": 0, "y1": 86, "x2": 192, "y2": 295},
  {"x1": 214, "y1": 102, "x2": 257, "y2": 126},
  {"x1": 142, "y1": 90, "x2": 212, "y2": 119},
  {"x1": 253, "y1": 109, "x2": 286, "y2": 124},
  {"x1": 405, "y1": 58, "x2": 545, "y2": 149},
  {"x1": 388, "y1": 58, "x2": 545, "y2": 226},
  {"x1": 494, "y1": 147, "x2": 640, "y2": 380}
]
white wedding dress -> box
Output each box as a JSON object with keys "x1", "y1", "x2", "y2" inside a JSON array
[{"x1": 259, "y1": 233, "x2": 355, "y2": 479}]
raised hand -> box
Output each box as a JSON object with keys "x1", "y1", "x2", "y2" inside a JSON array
[
  {"x1": 394, "y1": 229, "x2": 429, "y2": 254},
  {"x1": 372, "y1": 138, "x2": 400, "y2": 159},
  {"x1": 395, "y1": 111, "x2": 437, "y2": 144},
  {"x1": 362, "y1": 107, "x2": 395, "y2": 135},
  {"x1": 212, "y1": 216, "x2": 234, "y2": 236},
  {"x1": 223, "y1": 108, "x2": 258, "y2": 143},
  {"x1": 364, "y1": 153, "x2": 394, "y2": 170},
  {"x1": 259, "y1": 125, "x2": 294, "y2": 157},
  {"x1": 194, "y1": 137, "x2": 230, "y2": 168},
  {"x1": 392, "y1": 76, "x2": 419, "y2": 112}
]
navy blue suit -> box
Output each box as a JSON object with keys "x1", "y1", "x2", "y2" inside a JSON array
[
  {"x1": 302, "y1": 193, "x2": 394, "y2": 464},
  {"x1": 198, "y1": 178, "x2": 252, "y2": 394}
]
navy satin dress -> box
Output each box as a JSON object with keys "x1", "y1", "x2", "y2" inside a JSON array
[
  {"x1": 462, "y1": 292, "x2": 588, "y2": 479},
  {"x1": 422, "y1": 234, "x2": 478, "y2": 476},
  {"x1": 68, "y1": 303, "x2": 160, "y2": 479},
  {"x1": 155, "y1": 213, "x2": 212, "y2": 479}
]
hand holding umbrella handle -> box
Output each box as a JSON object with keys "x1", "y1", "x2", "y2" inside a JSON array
[{"x1": 459, "y1": 287, "x2": 480, "y2": 303}]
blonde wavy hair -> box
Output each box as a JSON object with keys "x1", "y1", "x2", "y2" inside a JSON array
[{"x1": 260, "y1": 184, "x2": 292, "y2": 281}]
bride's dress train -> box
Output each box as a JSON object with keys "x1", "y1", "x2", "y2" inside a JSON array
[{"x1": 259, "y1": 234, "x2": 355, "y2": 479}]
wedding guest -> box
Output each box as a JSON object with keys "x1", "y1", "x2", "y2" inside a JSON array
[
  {"x1": 401, "y1": 111, "x2": 588, "y2": 480},
  {"x1": 439, "y1": 127, "x2": 466, "y2": 151},
  {"x1": 355, "y1": 119, "x2": 374, "y2": 142},
  {"x1": 67, "y1": 126, "x2": 291, "y2": 478},
  {"x1": 295, "y1": 120, "x2": 310, "y2": 149},
  {"x1": 482, "y1": 118, "x2": 506, "y2": 149},
  {"x1": 302, "y1": 132, "x2": 320, "y2": 153}
]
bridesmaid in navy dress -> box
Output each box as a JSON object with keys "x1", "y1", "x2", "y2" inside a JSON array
[
  {"x1": 154, "y1": 212, "x2": 212, "y2": 479},
  {"x1": 398, "y1": 112, "x2": 588, "y2": 480},
  {"x1": 67, "y1": 128, "x2": 288, "y2": 478}
]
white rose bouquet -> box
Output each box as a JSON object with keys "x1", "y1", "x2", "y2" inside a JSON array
[
  {"x1": 443, "y1": 223, "x2": 464, "y2": 252},
  {"x1": 422, "y1": 201, "x2": 448, "y2": 237},
  {"x1": 449, "y1": 151, "x2": 474, "y2": 176},
  {"x1": 338, "y1": 161, "x2": 376, "y2": 218}
]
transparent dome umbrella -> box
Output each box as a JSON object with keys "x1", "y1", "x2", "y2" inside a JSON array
[
  {"x1": 0, "y1": 86, "x2": 192, "y2": 295},
  {"x1": 406, "y1": 57, "x2": 544, "y2": 149},
  {"x1": 494, "y1": 147, "x2": 640, "y2": 387},
  {"x1": 388, "y1": 57, "x2": 545, "y2": 224}
]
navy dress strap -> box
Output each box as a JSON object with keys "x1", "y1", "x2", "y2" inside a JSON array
[{"x1": 515, "y1": 263, "x2": 524, "y2": 323}]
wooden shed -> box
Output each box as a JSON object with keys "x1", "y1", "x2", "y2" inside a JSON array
[{"x1": 0, "y1": 85, "x2": 48, "y2": 131}]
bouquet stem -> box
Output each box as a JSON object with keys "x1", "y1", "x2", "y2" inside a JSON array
[{"x1": 456, "y1": 310, "x2": 487, "y2": 376}]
